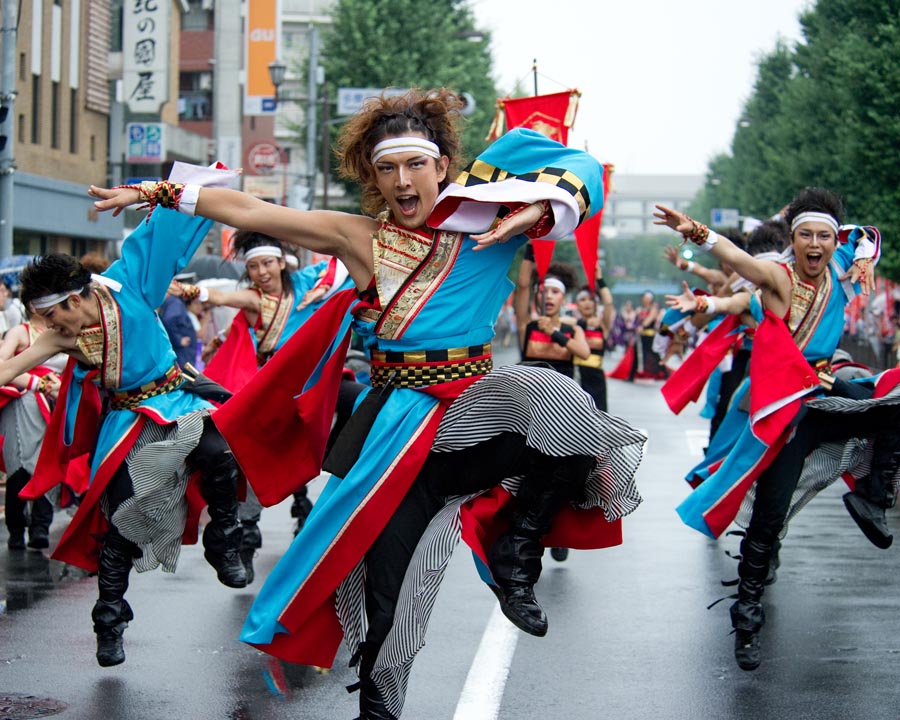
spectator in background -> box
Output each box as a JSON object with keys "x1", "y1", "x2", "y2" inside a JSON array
[
  {"x1": 0, "y1": 279, "x2": 24, "y2": 336},
  {"x1": 630, "y1": 290, "x2": 663, "y2": 380},
  {"x1": 160, "y1": 272, "x2": 199, "y2": 369}
]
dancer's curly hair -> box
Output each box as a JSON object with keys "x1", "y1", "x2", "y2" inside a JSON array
[
  {"x1": 336, "y1": 88, "x2": 464, "y2": 216},
  {"x1": 20, "y1": 253, "x2": 92, "y2": 311}
]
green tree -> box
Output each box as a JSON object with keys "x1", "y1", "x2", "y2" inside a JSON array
[
  {"x1": 317, "y1": 0, "x2": 498, "y2": 192},
  {"x1": 692, "y1": 0, "x2": 900, "y2": 278}
]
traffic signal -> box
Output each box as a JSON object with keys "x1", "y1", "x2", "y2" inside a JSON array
[{"x1": 0, "y1": 105, "x2": 8, "y2": 152}]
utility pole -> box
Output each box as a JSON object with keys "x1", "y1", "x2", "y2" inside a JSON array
[
  {"x1": 0, "y1": 0, "x2": 18, "y2": 258},
  {"x1": 306, "y1": 25, "x2": 318, "y2": 210},
  {"x1": 214, "y1": 0, "x2": 242, "y2": 172}
]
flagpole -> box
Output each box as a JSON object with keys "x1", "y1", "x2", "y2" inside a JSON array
[{"x1": 532, "y1": 59, "x2": 538, "y2": 95}]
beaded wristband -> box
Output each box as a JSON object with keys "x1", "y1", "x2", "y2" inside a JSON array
[
  {"x1": 112, "y1": 180, "x2": 185, "y2": 224},
  {"x1": 524, "y1": 200, "x2": 554, "y2": 239},
  {"x1": 175, "y1": 282, "x2": 207, "y2": 303},
  {"x1": 680, "y1": 216, "x2": 710, "y2": 246}
]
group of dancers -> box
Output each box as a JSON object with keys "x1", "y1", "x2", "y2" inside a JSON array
[{"x1": 0, "y1": 88, "x2": 895, "y2": 718}]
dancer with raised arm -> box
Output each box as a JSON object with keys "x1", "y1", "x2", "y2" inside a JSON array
[
  {"x1": 655, "y1": 189, "x2": 900, "y2": 672},
  {"x1": 8, "y1": 203, "x2": 248, "y2": 668},
  {"x1": 171, "y1": 230, "x2": 357, "y2": 582},
  {"x1": 90, "y1": 89, "x2": 646, "y2": 719}
]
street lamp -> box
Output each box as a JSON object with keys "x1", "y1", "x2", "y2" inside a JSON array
[{"x1": 268, "y1": 60, "x2": 288, "y2": 98}]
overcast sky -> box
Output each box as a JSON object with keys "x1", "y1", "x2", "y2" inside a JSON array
[{"x1": 471, "y1": 0, "x2": 812, "y2": 175}]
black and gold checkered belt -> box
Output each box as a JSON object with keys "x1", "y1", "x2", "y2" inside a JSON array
[
  {"x1": 370, "y1": 343, "x2": 492, "y2": 389},
  {"x1": 109, "y1": 365, "x2": 184, "y2": 410}
]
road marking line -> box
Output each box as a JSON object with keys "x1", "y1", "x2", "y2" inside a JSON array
[
  {"x1": 686, "y1": 429, "x2": 708, "y2": 457},
  {"x1": 452, "y1": 604, "x2": 519, "y2": 720}
]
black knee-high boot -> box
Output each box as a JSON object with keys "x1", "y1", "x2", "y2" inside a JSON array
[
  {"x1": 843, "y1": 433, "x2": 900, "y2": 549},
  {"x1": 92, "y1": 526, "x2": 137, "y2": 667},
  {"x1": 487, "y1": 454, "x2": 593, "y2": 637},
  {"x1": 352, "y1": 642, "x2": 397, "y2": 720},
  {"x1": 729, "y1": 537, "x2": 772, "y2": 671},
  {"x1": 200, "y1": 454, "x2": 247, "y2": 588}
]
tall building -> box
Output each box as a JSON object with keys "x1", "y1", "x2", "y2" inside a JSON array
[
  {"x1": 4, "y1": 0, "x2": 122, "y2": 257},
  {"x1": 602, "y1": 174, "x2": 705, "y2": 239}
]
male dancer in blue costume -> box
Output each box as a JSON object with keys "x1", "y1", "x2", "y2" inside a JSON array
[
  {"x1": 655, "y1": 188, "x2": 900, "y2": 672},
  {"x1": 90, "y1": 89, "x2": 646, "y2": 719},
  {"x1": 5, "y1": 203, "x2": 247, "y2": 668},
  {"x1": 173, "y1": 230, "x2": 357, "y2": 582}
]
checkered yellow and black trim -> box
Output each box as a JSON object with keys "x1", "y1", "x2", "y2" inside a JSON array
[
  {"x1": 370, "y1": 344, "x2": 493, "y2": 389},
  {"x1": 370, "y1": 343, "x2": 491, "y2": 365},
  {"x1": 109, "y1": 365, "x2": 184, "y2": 410},
  {"x1": 155, "y1": 181, "x2": 184, "y2": 209},
  {"x1": 454, "y1": 160, "x2": 591, "y2": 223}
]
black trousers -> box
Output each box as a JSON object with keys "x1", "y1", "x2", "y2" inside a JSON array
[
  {"x1": 98, "y1": 417, "x2": 235, "y2": 603},
  {"x1": 4, "y1": 468, "x2": 53, "y2": 534},
  {"x1": 362, "y1": 432, "x2": 584, "y2": 653},
  {"x1": 747, "y1": 404, "x2": 899, "y2": 545}
]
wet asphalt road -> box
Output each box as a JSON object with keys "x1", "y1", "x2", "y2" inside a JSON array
[{"x1": 1, "y1": 349, "x2": 900, "y2": 720}]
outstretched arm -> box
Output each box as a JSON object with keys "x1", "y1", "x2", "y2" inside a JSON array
[
  {"x1": 654, "y1": 205, "x2": 784, "y2": 295},
  {"x1": 665, "y1": 281, "x2": 752, "y2": 317},
  {"x1": 664, "y1": 246, "x2": 731, "y2": 292},
  {"x1": 0, "y1": 330, "x2": 72, "y2": 388},
  {"x1": 89, "y1": 184, "x2": 378, "y2": 287},
  {"x1": 169, "y1": 280, "x2": 261, "y2": 313}
]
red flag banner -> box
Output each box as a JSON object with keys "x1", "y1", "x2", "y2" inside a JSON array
[
  {"x1": 487, "y1": 90, "x2": 581, "y2": 144},
  {"x1": 532, "y1": 239, "x2": 555, "y2": 282},
  {"x1": 573, "y1": 163, "x2": 613, "y2": 289}
]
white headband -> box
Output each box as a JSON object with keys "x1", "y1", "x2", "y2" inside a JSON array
[
  {"x1": 790, "y1": 211, "x2": 839, "y2": 235},
  {"x1": 543, "y1": 278, "x2": 567, "y2": 293},
  {"x1": 243, "y1": 246, "x2": 284, "y2": 261},
  {"x1": 371, "y1": 137, "x2": 441, "y2": 164},
  {"x1": 31, "y1": 273, "x2": 120, "y2": 310},
  {"x1": 32, "y1": 289, "x2": 85, "y2": 310},
  {"x1": 575, "y1": 289, "x2": 594, "y2": 301}
]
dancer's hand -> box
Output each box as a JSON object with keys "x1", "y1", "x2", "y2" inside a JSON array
[
  {"x1": 536, "y1": 316, "x2": 555, "y2": 334},
  {"x1": 840, "y1": 258, "x2": 876, "y2": 296},
  {"x1": 88, "y1": 185, "x2": 142, "y2": 217},
  {"x1": 663, "y1": 245, "x2": 688, "y2": 270},
  {"x1": 42, "y1": 373, "x2": 61, "y2": 401},
  {"x1": 471, "y1": 202, "x2": 546, "y2": 252},
  {"x1": 665, "y1": 281, "x2": 698, "y2": 312},
  {"x1": 653, "y1": 205, "x2": 694, "y2": 235}
]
